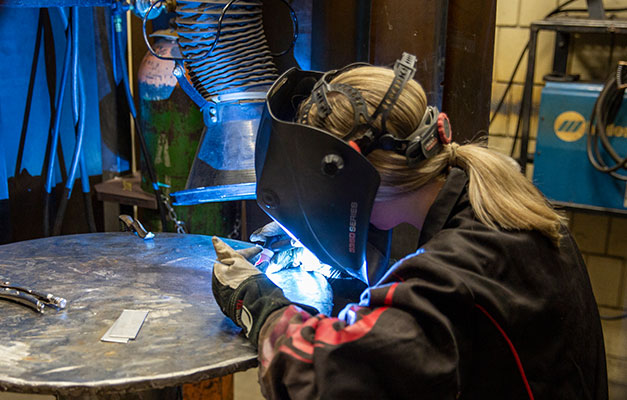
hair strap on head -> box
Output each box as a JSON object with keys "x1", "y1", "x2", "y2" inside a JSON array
[
  {"x1": 370, "y1": 52, "x2": 417, "y2": 133},
  {"x1": 448, "y1": 143, "x2": 460, "y2": 167}
]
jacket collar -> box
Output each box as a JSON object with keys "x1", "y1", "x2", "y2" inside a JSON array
[{"x1": 417, "y1": 167, "x2": 468, "y2": 247}]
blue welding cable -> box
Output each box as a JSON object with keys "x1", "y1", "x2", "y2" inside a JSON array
[
  {"x1": 56, "y1": 5, "x2": 68, "y2": 28},
  {"x1": 52, "y1": 6, "x2": 87, "y2": 236},
  {"x1": 65, "y1": 14, "x2": 94, "y2": 223},
  {"x1": 69, "y1": 72, "x2": 87, "y2": 198},
  {"x1": 113, "y1": 11, "x2": 169, "y2": 230},
  {"x1": 78, "y1": 88, "x2": 96, "y2": 233},
  {"x1": 110, "y1": 7, "x2": 118, "y2": 83},
  {"x1": 79, "y1": 155, "x2": 96, "y2": 232},
  {"x1": 70, "y1": 11, "x2": 79, "y2": 126},
  {"x1": 74, "y1": 64, "x2": 96, "y2": 233},
  {"x1": 43, "y1": 7, "x2": 72, "y2": 237}
]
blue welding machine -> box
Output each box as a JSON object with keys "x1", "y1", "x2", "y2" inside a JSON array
[{"x1": 533, "y1": 81, "x2": 627, "y2": 213}]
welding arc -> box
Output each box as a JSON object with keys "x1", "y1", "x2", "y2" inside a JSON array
[{"x1": 587, "y1": 71, "x2": 627, "y2": 181}]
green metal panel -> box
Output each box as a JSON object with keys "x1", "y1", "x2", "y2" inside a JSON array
[{"x1": 137, "y1": 36, "x2": 234, "y2": 235}]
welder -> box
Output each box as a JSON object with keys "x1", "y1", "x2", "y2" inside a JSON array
[{"x1": 210, "y1": 53, "x2": 608, "y2": 399}]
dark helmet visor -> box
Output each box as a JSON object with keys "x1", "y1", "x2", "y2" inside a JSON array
[{"x1": 255, "y1": 68, "x2": 381, "y2": 282}]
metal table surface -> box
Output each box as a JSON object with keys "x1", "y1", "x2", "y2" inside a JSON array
[{"x1": 0, "y1": 232, "x2": 259, "y2": 397}]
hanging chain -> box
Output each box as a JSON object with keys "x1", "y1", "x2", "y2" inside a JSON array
[
  {"x1": 227, "y1": 201, "x2": 243, "y2": 239},
  {"x1": 160, "y1": 193, "x2": 187, "y2": 234},
  {"x1": 227, "y1": 217, "x2": 241, "y2": 240}
]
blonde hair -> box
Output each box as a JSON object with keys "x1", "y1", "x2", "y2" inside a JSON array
[{"x1": 298, "y1": 65, "x2": 566, "y2": 246}]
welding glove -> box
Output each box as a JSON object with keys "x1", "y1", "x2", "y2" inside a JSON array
[
  {"x1": 250, "y1": 222, "x2": 350, "y2": 280},
  {"x1": 249, "y1": 221, "x2": 299, "y2": 273},
  {"x1": 250, "y1": 221, "x2": 292, "y2": 248},
  {"x1": 211, "y1": 236, "x2": 292, "y2": 346}
]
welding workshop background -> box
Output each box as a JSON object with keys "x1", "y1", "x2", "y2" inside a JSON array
[{"x1": 0, "y1": 0, "x2": 494, "y2": 245}]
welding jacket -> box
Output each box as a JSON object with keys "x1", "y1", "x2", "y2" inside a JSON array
[{"x1": 256, "y1": 168, "x2": 608, "y2": 400}]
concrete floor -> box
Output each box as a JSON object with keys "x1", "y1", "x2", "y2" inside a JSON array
[
  {"x1": 234, "y1": 368, "x2": 265, "y2": 400},
  {"x1": 601, "y1": 312, "x2": 627, "y2": 400}
]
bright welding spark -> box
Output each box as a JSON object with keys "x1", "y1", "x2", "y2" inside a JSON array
[
  {"x1": 265, "y1": 251, "x2": 335, "y2": 316},
  {"x1": 266, "y1": 245, "x2": 339, "y2": 279}
]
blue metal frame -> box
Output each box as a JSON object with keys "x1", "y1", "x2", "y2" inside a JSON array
[{"x1": 170, "y1": 183, "x2": 255, "y2": 206}]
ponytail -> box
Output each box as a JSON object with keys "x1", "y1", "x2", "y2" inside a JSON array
[
  {"x1": 445, "y1": 143, "x2": 565, "y2": 246},
  {"x1": 369, "y1": 141, "x2": 565, "y2": 246}
]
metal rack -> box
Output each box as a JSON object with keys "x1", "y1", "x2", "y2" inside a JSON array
[{"x1": 519, "y1": 17, "x2": 627, "y2": 172}]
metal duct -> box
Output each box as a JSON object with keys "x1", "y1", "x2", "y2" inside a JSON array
[{"x1": 170, "y1": 0, "x2": 281, "y2": 205}]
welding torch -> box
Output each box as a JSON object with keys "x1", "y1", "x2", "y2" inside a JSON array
[
  {"x1": 249, "y1": 222, "x2": 298, "y2": 272},
  {"x1": 1, "y1": 281, "x2": 67, "y2": 313}
]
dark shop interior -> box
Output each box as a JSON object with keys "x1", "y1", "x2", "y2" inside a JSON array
[{"x1": 0, "y1": 1, "x2": 626, "y2": 399}]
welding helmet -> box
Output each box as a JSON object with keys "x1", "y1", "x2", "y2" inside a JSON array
[{"x1": 254, "y1": 53, "x2": 451, "y2": 283}]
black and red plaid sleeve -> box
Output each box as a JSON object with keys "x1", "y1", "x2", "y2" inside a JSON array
[{"x1": 257, "y1": 278, "x2": 467, "y2": 400}]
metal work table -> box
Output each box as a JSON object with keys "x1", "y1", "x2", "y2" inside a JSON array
[{"x1": 0, "y1": 233, "x2": 259, "y2": 398}]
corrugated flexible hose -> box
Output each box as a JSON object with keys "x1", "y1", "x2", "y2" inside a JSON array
[{"x1": 175, "y1": 0, "x2": 278, "y2": 101}]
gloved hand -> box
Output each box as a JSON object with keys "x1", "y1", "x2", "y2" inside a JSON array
[
  {"x1": 249, "y1": 221, "x2": 293, "y2": 249},
  {"x1": 211, "y1": 236, "x2": 292, "y2": 346},
  {"x1": 249, "y1": 221, "x2": 298, "y2": 273}
]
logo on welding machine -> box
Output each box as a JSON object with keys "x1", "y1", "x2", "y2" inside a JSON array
[{"x1": 554, "y1": 111, "x2": 586, "y2": 142}]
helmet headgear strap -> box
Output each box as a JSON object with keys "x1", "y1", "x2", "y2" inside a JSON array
[
  {"x1": 370, "y1": 52, "x2": 417, "y2": 134},
  {"x1": 299, "y1": 52, "x2": 452, "y2": 165},
  {"x1": 298, "y1": 62, "x2": 372, "y2": 138}
]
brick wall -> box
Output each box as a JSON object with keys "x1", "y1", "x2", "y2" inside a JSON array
[{"x1": 490, "y1": 1, "x2": 627, "y2": 398}]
